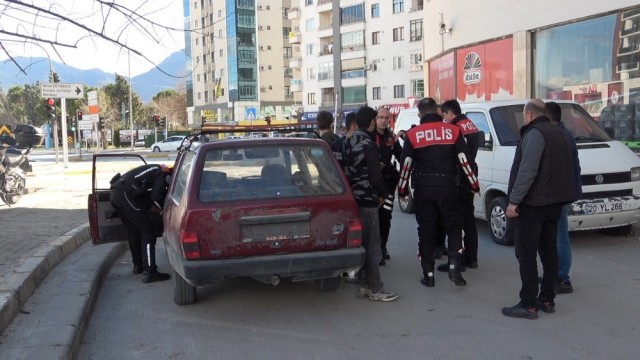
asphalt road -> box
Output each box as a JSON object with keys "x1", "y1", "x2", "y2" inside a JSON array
[{"x1": 77, "y1": 210, "x2": 640, "y2": 360}]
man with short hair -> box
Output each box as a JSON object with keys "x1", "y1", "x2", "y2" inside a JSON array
[
  {"x1": 502, "y1": 99, "x2": 577, "y2": 319},
  {"x1": 398, "y1": 97, "x2": 479, "y2": 288},
  {"x1": 344, "y1": 106, "x2": 398, "y2": 302},
  {"x1": 316, "y1": 110, "x2": 339, "y2": 146},
  {"x1": 374, "y1": 107, "x2": 402, "y2": 265},
  {"x1": 546, "y1": 101, "x2": 582, "y2": 294},
  {"x1": 438, "y1": 99, "x2": 481, "y2": 271},
  {"x1": 332, "y1": 112, "x2": 357, "y2": 169}
]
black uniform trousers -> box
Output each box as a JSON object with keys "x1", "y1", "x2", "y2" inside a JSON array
[
  {"x1": 379, "y1": 178, "x2": 397, "y2": 251},
  {"x1": 110, "y1": 188, "x2": 158, "y2": 269},
  {"x1": 514, "y1": 203, "x2": 562, "y2": 308},
  {"x1": 460, "y1": 189, "x2": 478, "y2": 264},
  {"x1": 413, "y1": 180, "x2": 464, "y2": 268}
]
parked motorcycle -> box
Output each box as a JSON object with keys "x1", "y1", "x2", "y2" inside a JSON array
[{"x1": 0, "y1": 125, "x2": 44, "y2": 205}]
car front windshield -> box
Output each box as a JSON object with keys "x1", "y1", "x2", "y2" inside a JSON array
[
  {"x1": 489, "y1": 103, "x2": 611, "y2": 146},
  {"x1": 198, "y1": 143, "x2": 345, "y2": 202}
]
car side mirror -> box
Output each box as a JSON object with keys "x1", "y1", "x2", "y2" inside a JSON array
[{"x1": 478, "y1": 131, "x2": 493, "y2": 149}]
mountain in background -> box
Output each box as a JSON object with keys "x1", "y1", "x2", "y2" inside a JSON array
[{"x1": 0, "y1": 51, "x2": 187, "y2": 103}]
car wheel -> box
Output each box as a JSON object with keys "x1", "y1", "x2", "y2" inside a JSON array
[
  {"x1": 488, "y1": 197, "x2": 514, "y2": 246},
  {"x1": 398, "y1": 188, "x2": 415, "y2": 214},
  {"x1": 313, "y1": 277, "x2": 341, "y2": 291},
  {"x1": 172, "y1": 268, "x2": 196, "y2": 305},
  {"x1": 153, "y1": 146, "x2": 161, "y2": 152}
]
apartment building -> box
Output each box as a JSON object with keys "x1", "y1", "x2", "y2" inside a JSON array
[
  {"x1": 186, "y1": 0, "x2": 302, "y2": 126},
  {"x1": 296, "y1": 0, "x2": 426, "y2": 124}
]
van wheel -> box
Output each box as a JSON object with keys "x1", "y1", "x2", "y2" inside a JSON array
[
  {"x1": 398, "y1": 189, "x2": 415, "y2": 213},
  {"x1": 314, "y1": 277, "x2": 341, "y2": 291},
  {"x1": 488, "y1": 197, "x2": 514, "y2": 246},
  {"x1": 153, "y1": 146, "x2": 161, "y2": 152},
  {"x1": 172, "y1": 268, "x2": 196, "y2": 305}
]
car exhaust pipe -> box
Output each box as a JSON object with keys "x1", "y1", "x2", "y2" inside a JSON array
[
  {"x1": 341, "y1": 270, "x2": 357, "y2": 279},
  {"x1": 270, "y1": 275, "x2": 280, "y2": 287}
]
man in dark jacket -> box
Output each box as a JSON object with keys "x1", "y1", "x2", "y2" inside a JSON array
[
  {"x1": 398, "y1": 97, "x2": 479, "y2": 288},
  {"x1": 438, "y1": 99, "x2": 480, "y2": 272},
  {"x1": 502, "y1": 99, "x2": 577, "y2": 319},
  {"x1": 316, "y1": 110, "x2": 339, "y2": 146},
  {"x1": 374, "y1": 107, "x2": 402, "y2": 265},
  {"x1": 344, "y1": 106, "x2": 398, "y2": 302},
  {"x1": 110, "y1": 164, "x2": 173, "y2": 283}
]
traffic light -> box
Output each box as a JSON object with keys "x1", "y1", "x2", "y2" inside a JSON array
[
  {"x1": 265, "y1": 116, "x2": 271, "y2": 126},
  {"x1": 98, "y1": 118, "x2": 104, "y2": 130},
  {"x1": 159, "y1": 116, "x2": 166, "y2": 129},
  {"x1": 46, "y1": 98, "x2": 56, "y2": 120},
  {"x1": 153, "y1": 115, "x2": 160, "y2": 127},
  {"x1": 77, "y1": 110, "x2": 83, "y2": 120}
]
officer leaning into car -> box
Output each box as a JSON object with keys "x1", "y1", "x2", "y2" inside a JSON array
[
  {"x1": 110, "y1": 164, "x2": 173, "y2": 283},
  {"x1": 397, "y1": 97, "x2": 479, "y2": 288}
]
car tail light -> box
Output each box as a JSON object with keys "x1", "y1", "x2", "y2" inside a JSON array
[
  {"x1": 346, "y1": 218, "x2": 362, "y2": 247},
  {"x1": 180, "y1": 230, "x2": 201, "y2": 260}
]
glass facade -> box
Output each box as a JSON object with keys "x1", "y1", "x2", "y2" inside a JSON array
[
  {"x1": 228, "y1": 0, "x2": 258, "y2": 101},
  {"x1": 534, "y1": 6, "x2": 640, "y2": 141},
  {"x1": 343, "y1": 86, "x2": 366, "y2": 104}
]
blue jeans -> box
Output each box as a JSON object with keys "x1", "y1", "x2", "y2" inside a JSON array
[{"x1": 557, "y1": 204, "x2": 572, "y2": 282}]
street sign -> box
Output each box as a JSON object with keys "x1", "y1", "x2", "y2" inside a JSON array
[
  {"x1": 41, "y1": 83, "x2": 85, "y2": 99},
  {"x1": 87, "y1": 90, "x2": 98, "y2": 105},
  {"x1": 82, "y1": 114, "x2": 99, "y2": 123},
  {"x1": 78, "y1": 120, "x2": 94, "y2": 130}
]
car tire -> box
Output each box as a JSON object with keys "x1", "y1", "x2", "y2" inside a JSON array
[
  {"x1": 398, "y1": 188, "x2": 415, "y2": 214},
  {"x1": 153, "y1": 146, "x2": 161, "y2": 152},
  {"x1": 488, "y1": 196, "x2": 514, "y2": 246},
  {"x1": 172, "y1": 268, "x2": 196, "y2": 305},
  {"x1": 313, "y1": 277, "x2": 341, "y2": 291}
]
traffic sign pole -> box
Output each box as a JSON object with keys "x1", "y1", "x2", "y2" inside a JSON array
[{"x1": 60, "y1": 99, "x2": 69, "y2": 167}]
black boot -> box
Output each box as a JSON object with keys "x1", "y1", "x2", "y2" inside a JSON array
[
  {"x1": 142, "y1": 244, "x2": 170, "y2": 283},
  {"x1": 132, "y1": 265, "x2": 144, "y2": 274},
  {"x1": 448, "y1": 256, "x2": 467, "y2": 286},
  {"x1": 420, "y1": 262, "x2": 435, "y2": 287},
  {"x1": 437, "y1": 262, "x2": 465, "y2": 272}
]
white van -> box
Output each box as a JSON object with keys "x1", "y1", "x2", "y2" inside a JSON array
[{"x1": 393, "y1": 100, "x2": 640, "y2": 245}]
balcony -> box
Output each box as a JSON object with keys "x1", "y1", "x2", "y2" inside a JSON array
[
  {"x1": 618, "y1": 44, "x2": 640, "y2": 56},
  {"x1": 291, "y1": 79, "x2": 302, "y2": 92},
  {"x1": 621, "y1": 24, "x2": 640, "y2": 38},
  {"x1": 289, "y1": 57, "x2": 302, "y2": 69},
  {"x1": 317, "y1": 0, "x2": 332, "y2": 12},
  {"x1": 622, "y1": 8, "x2": 640, "y2": 21},
  {"x1": 409, "y1": 64, "x2": 424, "y2": 72},
  {"x1": 289, "y1": 31, "x2": 301, "y2": 44},
  {"x1": 287, "y1": 7, "x2": 300, "y2": 20}
]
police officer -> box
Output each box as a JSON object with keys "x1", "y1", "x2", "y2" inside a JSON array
[
  {"x1": 437, "y1": 99, "x2": 481, "y2": 272},
  {"x1": 398, "y1": 98, "x2": 479, "y2": 287},
  {"x1": 374, "y1": 107, "x2": 402, "y2": 265},
  {"x1": 110, "y1": 164, "x2": 172, "y2": 283}
]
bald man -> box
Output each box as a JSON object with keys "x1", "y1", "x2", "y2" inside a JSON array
[{"x1": 501, "y1": 99, "x2": 577, "y2": 320}]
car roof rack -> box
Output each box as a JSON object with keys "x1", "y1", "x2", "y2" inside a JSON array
[{"x1": 190, "y1": 122, "x2": 318, "y2": 136}]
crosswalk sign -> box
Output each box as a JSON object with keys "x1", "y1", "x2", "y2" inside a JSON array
[{"x1": 245, "y1": 107, "x2": 257, "y2": 121}]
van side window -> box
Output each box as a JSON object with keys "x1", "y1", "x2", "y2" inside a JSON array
[{"x1": 466, "y1": 112, "x2": 492, "y2": 149}]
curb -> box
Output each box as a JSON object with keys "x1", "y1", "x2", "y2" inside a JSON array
[{"x1": 0, "y1": 224, "x2": 122, "y2": 335}]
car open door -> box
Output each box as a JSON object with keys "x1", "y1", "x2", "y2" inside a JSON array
[{"x1": 88, "y1": 154, "x2": 147, "y2": 245}]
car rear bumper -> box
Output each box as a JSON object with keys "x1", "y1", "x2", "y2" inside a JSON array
[
  {"x1": 569, "y1": 196, "x2": 640, "y2": 231},
  {"x1": 165, "y1": 245, "x2": 365, "y2": 287}
]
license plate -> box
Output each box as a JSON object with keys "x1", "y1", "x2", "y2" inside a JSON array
[{"x1": 581, "y1": 201, "x2": 624, "y2": 214}]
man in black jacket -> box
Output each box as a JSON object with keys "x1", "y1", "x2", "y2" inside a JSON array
[
  {"x1": 502, "y1": 99, "x2": 577, "y2": 319},
  {"x1": 110, "y1": 164, "x2": 173, "y2": 283},
  {"x1": 344, "y1": 106, "x2": 398, "y2": 302},
  {"x1": 438, "y1": 99, "x2": 480, "y2": 272},
  {"x1": 398, "y1": 97, "x2": 479, "y2": 288}
]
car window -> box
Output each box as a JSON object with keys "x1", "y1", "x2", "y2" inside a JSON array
[
  {"x1": 171, "y1": 152, "x2": 195, "y2": 201},
  {"x1": 198, "y1": 143, "x2": 345, "y2": 202},
  {"x1": 465, "y1": 111, "x2": 492, "y2": 149}
]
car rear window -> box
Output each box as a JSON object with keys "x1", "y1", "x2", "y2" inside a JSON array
[{"x1": 198, "y1": 143, "x2": 345, "y2": 202}]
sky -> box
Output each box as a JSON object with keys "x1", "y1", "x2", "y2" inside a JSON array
[{"x1": 0, "y1": 0, "x2": 186, "y2": 77}]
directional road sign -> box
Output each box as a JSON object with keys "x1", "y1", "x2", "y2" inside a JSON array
[
  {"x1": 41, "y1": 83, "x2": 85, "y2": 99},
  {"x1": 82, "y1": 114, "x2": 99, "y2": 123},
  {"x1": 78, "y1": 120, "x2": 94, "y2": 130}
]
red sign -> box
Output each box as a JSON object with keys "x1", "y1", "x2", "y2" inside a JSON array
[
  {"x1": 429, "y1": 52, "x2": 455, "y2": 103},
  {"x1": 456, "y1": 37, "x2": 513, "y2": 102}
]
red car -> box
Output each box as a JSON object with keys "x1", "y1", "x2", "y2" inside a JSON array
[{"x1": 88, "y1": 131, "x2": 365, "y2": 305}]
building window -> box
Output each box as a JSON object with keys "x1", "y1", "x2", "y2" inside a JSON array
[
  {"x1": 306, "y1": 44, "x2": 314, "y2": 55},
  {"x1": 203, "y1": 54, "x2": 207, "y2": 64},
  {"x1": 283, "y1": 27, "x2": 292, "y2": 38},
  {"x1": 410, "y1": 19, "x2": 423, "y2": 41},
  {"x1": 204, "y1": 91, "x2": 208, "y2": 102},
  {"x1": 372, "y1": 31, "x2": 380, "y2": 45},
  {"x1": 305, "y1": 0, "x2": 313, "y2": 5},
  {"x1": 393, "y1": 56, "x2": 404, "y2": 70},
  {"x1": 204, "y1": 73, "x2": 208, "y2": 83},
  {"x1": 195, "y1": 20, "x2": 199, "y2": 28},
  {"x1": 371, "y1": 3, "x2": 380, "y2": 18},
  {"x1": 283, "y1": 47, "x2": 292, "y2": 59},
  {"x1": 196, "y1": 74, "x2": 201, "y2": 82},
  {"x1": 219, "y1": 49, "x2": 223, "y2": 57},
  {"x1": 343, "y1": 86, "x2": 366, "y2": 104},
  {"x1": 219, "y1": 29, "x2": 223, "y2": 38},
  {"x1": 341, "y1": 30, "x2": 365, "y2": 51},
  {"x1": 341, "y1": 4, "x2": 365, "y2": 25},
  {"x1": 195, "y1": 38, "x2": 199, "y2": 45},
  {"x1": 411, "y1": 79, "x2": 424, "y2": 98},
  {"x1": 318, "y1": 63, "x2": 333, "y2": 80},
  {"x1": 197, "y1": 92, "x2": 201, "y2": 100},
  {"x1": 307, "y1": 92, "x2": 316, "y2": 105},
  {"x1": 193, "y1": 1, "x2": 197, "y2": 9},
  {"x1": 393, "y1": 27, "x2": 404, "y2": 41},
  {"x1": 393, "y1": 0, "x2": 404, "y2": 13},
  {"x1": 393, "y1": 85, "x2": 405, "y2": 98},
  {"x1": 218, "y1": 9, "x2": 222, "y2": 17},
  {"x1": 305, "y1": 19, "x2": 315, "y2": 31},
  {"x1": 372, "y1": 87, "x2": 381, "y2": 100},
  {"x1": 307, "y1": 68, "x2": 316, "y2": 80}
]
